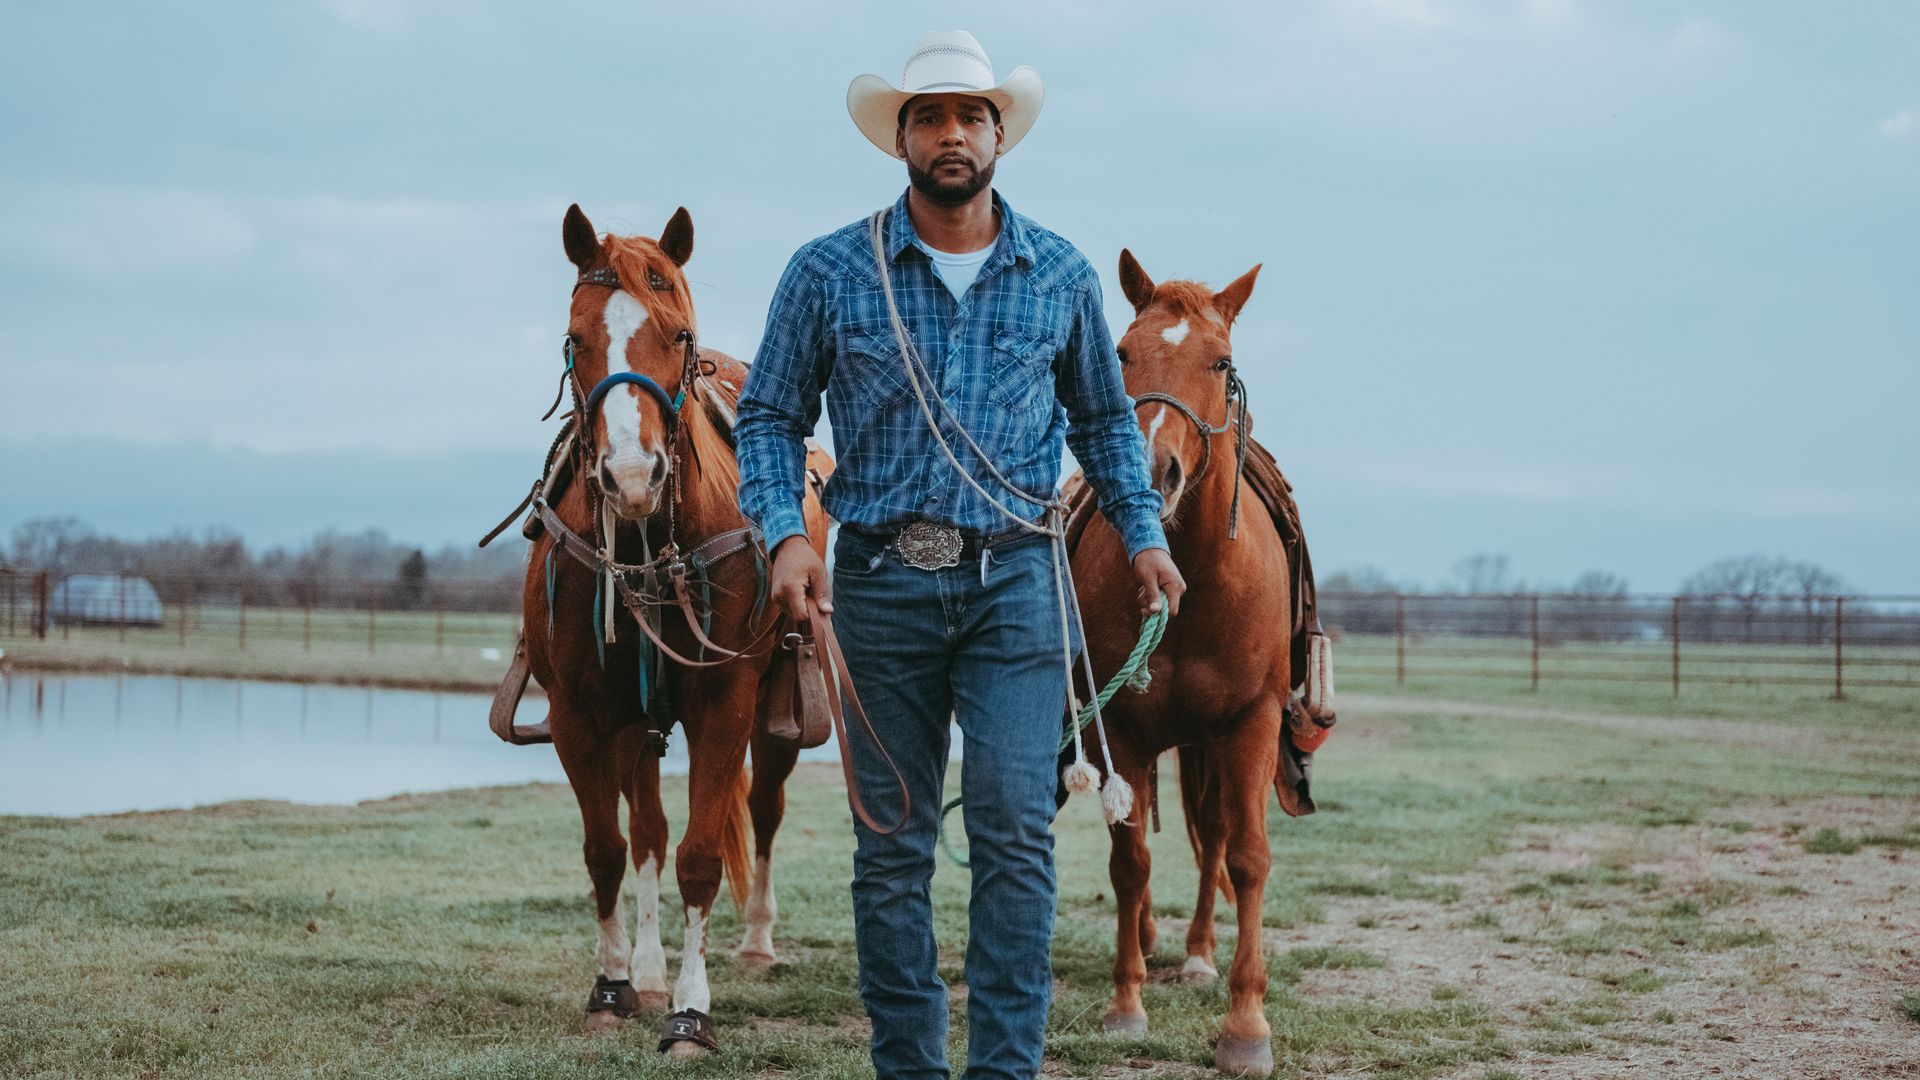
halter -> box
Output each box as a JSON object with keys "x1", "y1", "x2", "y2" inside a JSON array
[{"x1": 1132, "y1": 364, "x2": 1252, "y2": 539}]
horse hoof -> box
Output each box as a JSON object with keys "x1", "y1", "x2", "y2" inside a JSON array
[
  {"x1": 581, "y1": 1010, "x2": 626, "y2": 1034},
  {"x1": 733, "y1": 948, "x2": 777, "y2": 971},
  {"x1": 1101, "y1": 1009, "x2": 1148, "y2": 1036},
  {"x1": 636, "y1": 990, "x2": 672, "y2": 1013},
  {"x1": 1213, "y1": 1033, "x2": 1274, "y2": 1077},
  {"x1": 665, "y1": 1040, "x2": 708, "y2": 1060},
  {"x1": 1181, "y1": 956, "x2": 1219, "y2": 984}
]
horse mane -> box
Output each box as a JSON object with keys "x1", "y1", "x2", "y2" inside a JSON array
[
  {"x1": 677, "y1": 366, "x2": 742, "y2": 512},
  {"x1": 601, "y1": 233, "x2": 698, "y2": 341}
]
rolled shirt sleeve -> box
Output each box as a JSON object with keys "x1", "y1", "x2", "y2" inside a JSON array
[
  {"x1": 735, "y1": 248, "x2": 829, "y2": 554},
  {"x1": 1056, "y1": 271, "x2": 1169, "y2": 561}
]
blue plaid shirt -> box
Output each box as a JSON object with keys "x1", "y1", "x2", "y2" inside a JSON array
[{"x1": 735, "y1": 189, "x2": 1168, "y2": 561}]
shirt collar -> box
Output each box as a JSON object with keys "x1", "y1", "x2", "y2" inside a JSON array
[{"x1": 883, "y1": 188, "x2": 1035, "y2": 269}]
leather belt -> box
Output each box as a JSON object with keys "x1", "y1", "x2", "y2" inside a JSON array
[{"x1": 846, "y1": 519, "x2": 1045, "y2": 570}]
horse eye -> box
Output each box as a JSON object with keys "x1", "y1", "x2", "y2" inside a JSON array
[
  {"x1": 1116, "y1": 348, "x2": 1130, "y2": 365},
  {"x1": 1214, "y1": 356, "x2": 1232, "y2": 372}
]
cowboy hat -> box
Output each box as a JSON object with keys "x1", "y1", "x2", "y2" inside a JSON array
[{"x1": 846, "y1": 31, "x2": 1044, "y2": 159}]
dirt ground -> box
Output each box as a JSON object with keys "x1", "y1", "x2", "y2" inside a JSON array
[{"x1": 1222, "y1": 789, "x2": 1920, "y2": 1079}]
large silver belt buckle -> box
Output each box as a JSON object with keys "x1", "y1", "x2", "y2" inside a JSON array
[{"x1": 896, "y1": 521, "x2": 963, "y2": 570}]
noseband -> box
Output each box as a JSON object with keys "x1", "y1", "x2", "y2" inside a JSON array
[{"x1": 1132, "y1": 365, "x2": 1252, "y2": 539}]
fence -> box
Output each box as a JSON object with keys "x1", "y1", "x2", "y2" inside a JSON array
[
  {"x1": 1319, "y1": 591, "x2": 1920, "y2": 698},
  {"x1": 5, "y1": 571, "x2": 1920, "y2": 699},
  {"x1": 0, "y1": 570, "x2": 523, "y2": 663}
]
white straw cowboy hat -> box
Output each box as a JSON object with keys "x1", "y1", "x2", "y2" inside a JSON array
[{"x1": 847, "y1": 31, "x2": 1044, "y2": 159}]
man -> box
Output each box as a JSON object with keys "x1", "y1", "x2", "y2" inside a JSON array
[{"x1": 733, "y1": 30, "x2": 1185, "y2": 1080}]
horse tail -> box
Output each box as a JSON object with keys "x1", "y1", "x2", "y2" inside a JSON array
[
  {"x1": 720, "y1": 763, "x2": 753, "y2": 915},
  {"x1": 1176, "y1": 745, "x2": 1236, "y2": 907}
]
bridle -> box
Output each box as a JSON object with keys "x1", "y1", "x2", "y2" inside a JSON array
[{"x1": 1132, "y1": 362, "x2": 1252, "y2": 539}]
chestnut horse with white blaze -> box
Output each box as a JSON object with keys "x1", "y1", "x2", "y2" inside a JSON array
[
  {"x1": 517, "y1": 204, "x2": 830, "y2": 1056},
  {"x1": 1065, "y1": 251, "x2": 1301, "y2": 1077}
]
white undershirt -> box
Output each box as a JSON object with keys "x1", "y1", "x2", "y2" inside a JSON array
[{"x1": 916, "y1": 234, "x2": 997, "y2": 302}]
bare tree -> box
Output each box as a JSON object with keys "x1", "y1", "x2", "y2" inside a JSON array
[
  {"x1": 1568, "y1": 570, "x2": 1629, "y2": 599},
  {"x1": 1453, "y1": 552, "x2": 1514, "y2": 595}
]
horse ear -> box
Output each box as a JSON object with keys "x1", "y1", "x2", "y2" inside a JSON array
[
  {"x1": 1213, "y1": 263, "x2": 1262, "y2": 325},
  {"x1": 1117, "y1": 248, "x2": 1156, "y2": 314},
  {"x1": 563, "y1": 204, "x2": 599, "y2": 270},
  {"x1": 659, "y1": 207, "x2": 694, "y2": 267}
]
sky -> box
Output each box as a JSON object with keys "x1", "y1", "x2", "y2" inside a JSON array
[{"x1": 1, "y1": 0, "x2": 1915, "y2": 592}]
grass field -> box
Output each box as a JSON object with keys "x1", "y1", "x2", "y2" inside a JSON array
[
  {"x1": 3, "y1": 676, "x2": 1916, "y2": 1078},
  {"x1": 0, "y1": 606, "x2": 521, "y2": 691}
]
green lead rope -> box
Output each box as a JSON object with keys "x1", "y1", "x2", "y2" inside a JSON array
[{"x1": 936, "y1": 595, "x2": 1170, "y2": 867}]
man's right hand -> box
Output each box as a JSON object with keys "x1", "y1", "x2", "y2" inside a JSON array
[{"x1": 770, "y1": 534, "x2": 831, "y2": 623}]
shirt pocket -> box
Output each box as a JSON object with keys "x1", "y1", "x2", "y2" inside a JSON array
[
  {"x1": 838, "y1": 327, "x2": 914, "y2": 412},
  {"x1": 987, "y1": 329, "x2": 1058, "y2": 415}
]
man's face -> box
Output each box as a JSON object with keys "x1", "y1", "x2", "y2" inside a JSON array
[{"x1": 896, "y1": 93, "x2": 1003, "y2": 206}]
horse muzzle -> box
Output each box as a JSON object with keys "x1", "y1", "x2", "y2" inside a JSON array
[{"x1": 598, "y1": 451, "x2": 668, "y2": 519}]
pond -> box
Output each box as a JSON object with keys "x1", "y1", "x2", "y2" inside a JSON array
[{"x1": 0, "y1": 673, "x2": 844, "y2": 817}]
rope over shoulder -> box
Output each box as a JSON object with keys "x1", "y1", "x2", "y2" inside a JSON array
[{"x1": 867, "y1": 207, "x2": 1150, "y2": 828}]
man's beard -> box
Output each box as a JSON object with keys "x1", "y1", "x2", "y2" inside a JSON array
[{"x1": 906, "y1": 153, "x2": 996, "y2": 205}]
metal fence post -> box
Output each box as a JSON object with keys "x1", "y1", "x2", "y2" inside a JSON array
[
  {"x1": 1395, "y1": 593, "x2": 1407, "y2": 687},
  {"x1": 1833, "y1": 596, "x2": 1845, "y2": 701},
  {"x1": 238, "y1": 586, "x2": 248, "y2": 651},
  {"x1": 118, "y1": 575, "x2": 128, "y2": 643},
  {"x1": 1670, "y1": 596, "x2": 1681, "y2": 697},
  {"x1": 435, "y1": 606, "x2": 445, "y2": 653},
  {"x1": 34, "y1": 571, "x2": 50, "y2": 639},
  {"x1": 303, "y1": 599, "x2": 313, "y2": 653},
  {"x1": 179, "y1": 586, "x2": 191, "y2": 647},
  {"x1": 1530, "y1": 594, "x2": 1541, "y2": 691},
  {"x1": 367, "y1": 587, "x2": 378, "y2": 654}
]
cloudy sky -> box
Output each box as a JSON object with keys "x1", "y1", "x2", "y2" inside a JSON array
[{"x1": 2, "y1": 0, "x2": 1914, "y2": 591}]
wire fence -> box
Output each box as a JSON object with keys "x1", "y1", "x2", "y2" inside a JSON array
[
  {"x1": 4, "y1": 570, "x2": 1919, "y2": 699},
  {"x1": 0, "y1": 570, "x2": 524, "y2": 689},
  {"x1": 1320, "y1": 591, "x2": 1920, "y2": 697}
]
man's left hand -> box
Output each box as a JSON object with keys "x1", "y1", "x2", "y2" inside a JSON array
[{"x1": 1131, "y1": 548, "x2": 1186, "y2": 618}]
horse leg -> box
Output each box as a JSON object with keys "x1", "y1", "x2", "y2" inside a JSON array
[
  {"x1": 736, "y1": 728, "x2": 799, "y2": 968},
  {"x1": 1210, "y1": 698, "x2": 1283, "y2": 1078},
  {"x1": 660, "y1": 688, "x2": 753, "y2": 1059},
  {"x1": 1180, "y1": 744, "x2": 1227, "y2": 984},
  {"x1": 1101, "y1": 750, "x2": 1156, "y2": 1036},
  {"x1": 554, "y1": 717, "x2": 634, "y2": 1034},
  {"x1": 617, "y1": 723, "x2": 672, "y2": 1012}
]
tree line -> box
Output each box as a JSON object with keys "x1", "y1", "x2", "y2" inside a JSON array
[
  {"x1": 1317, "y1": 552, "x2": 1911, "y2": 646},
  {"x1": 3, "y1": 517, "x2": 528, "y2": 613}
]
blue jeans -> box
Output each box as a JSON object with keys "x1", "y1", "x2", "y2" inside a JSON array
[{"x1": 833, "y1": 525, "x2": 1082, "y2": 1080}]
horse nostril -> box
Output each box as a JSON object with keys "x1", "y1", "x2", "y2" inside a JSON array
[
  {"x1": 650, "y1": 456, "x2": 666, "y2": 486},
  {"x1": 599, "y1": 462, "x2": 618, "y2": 492}
]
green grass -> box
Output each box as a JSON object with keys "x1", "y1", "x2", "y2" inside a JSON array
[
  {"x1": 2, "y1": 606, "x2": 520, "y2": 690},
  {"x1": 1802, "y1": 828, "x2": 1861, "y2": 854},
  {"x1": 2, "y1": 677, "x2": 1916, "y2": 1077}
]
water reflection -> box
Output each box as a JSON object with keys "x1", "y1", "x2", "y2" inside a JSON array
[{"x1": 0, "y1": 673, "x2": 841, "y2": 817}]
